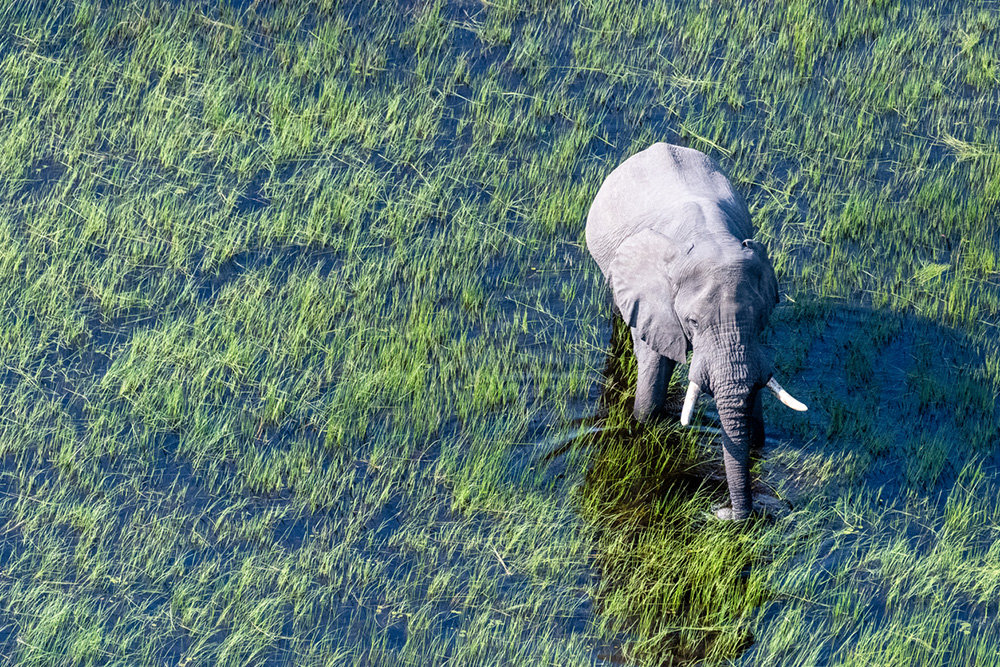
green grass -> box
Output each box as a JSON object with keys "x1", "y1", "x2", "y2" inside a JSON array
[{"x1": 0, "y1": 0, "x2": 999, "y2": 664}]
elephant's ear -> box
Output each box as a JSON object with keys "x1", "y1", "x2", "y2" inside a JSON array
[
  {"x1": 609, "y1": 229, "x2": 690, "y2": 363},
  {"x1": 742, "y1": 239, "x2": 779, "y2": 306}
]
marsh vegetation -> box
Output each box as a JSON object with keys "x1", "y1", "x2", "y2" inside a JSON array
[{"x1": 0, "y1": 0, "x2": 999, "y2": 664}]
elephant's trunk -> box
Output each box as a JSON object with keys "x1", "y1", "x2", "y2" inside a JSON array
[
  {"x1": 704, "y1": 334, "x2": 763, "y2": 521},
  {"x1": 714, "y1": 388, "x2": 755, "y2": 520},
  {"x1": 686, "y1": 322, "x2": 774, "y2": 519}
]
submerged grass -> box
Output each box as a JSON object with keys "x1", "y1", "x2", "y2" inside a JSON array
[{"x1": 0, "y1": 0, "x2": 998, "y2": 664}]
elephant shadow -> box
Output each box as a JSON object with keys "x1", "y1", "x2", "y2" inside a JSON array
[{"x1": 761, "y1": 297, "x2": 1000, "y2": 504}]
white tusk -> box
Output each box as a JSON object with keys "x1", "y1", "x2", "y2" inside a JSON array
[
  {"x1": 680, "y1": 382, "x2": 701, "y2": 425},
  {"x1": 767, "y1": 377, "x2": 808, "y2": 412}
]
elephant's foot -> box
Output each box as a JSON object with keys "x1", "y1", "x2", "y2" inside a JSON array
[
  {"x1": 709, "y1": 501, "x2": 770, "y2": 522},
  {"x1": 631, "y1": 404, "x2": 669, "y2": 424},
  {"x1": 712, "y1": 506, "x2": 751, "y2": 521}
]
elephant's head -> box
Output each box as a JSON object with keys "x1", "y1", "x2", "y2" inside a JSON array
[{"x1": 610, "y1": 228, "x2": 806, "y2": 517}]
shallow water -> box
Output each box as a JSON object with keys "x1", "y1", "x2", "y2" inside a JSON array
[{"x1": 2, "y1": 0, "x2": 1000, "y2": 664}]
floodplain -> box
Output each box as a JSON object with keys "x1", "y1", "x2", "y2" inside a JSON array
[{"x1": 1, "y1": 0, "x2": 1000, "y2": 665}]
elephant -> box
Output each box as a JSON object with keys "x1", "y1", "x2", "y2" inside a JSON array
[{"x1": 585, "y1": 142, "x2": 806, "y2": 521}]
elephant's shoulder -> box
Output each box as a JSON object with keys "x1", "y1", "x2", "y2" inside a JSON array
[
  {"x1": 638, "y1": 142, "x2": 721, "y2": 176},
  {"x1": 640, "y1": 141, "x2": 708, "y2": 162}
]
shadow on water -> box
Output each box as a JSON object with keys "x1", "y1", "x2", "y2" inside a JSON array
[{"x1": 764, "y1": 297, "x2": 1000, "y2": 502}]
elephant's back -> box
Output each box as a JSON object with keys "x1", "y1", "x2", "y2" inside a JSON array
[{"x1": 586, "y1": 143, "x2": 751, "y2": 274}]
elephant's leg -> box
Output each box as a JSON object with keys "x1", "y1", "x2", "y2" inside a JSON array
[{"x1": 630, "y1": 327, "x2": 675, "y2": 422}]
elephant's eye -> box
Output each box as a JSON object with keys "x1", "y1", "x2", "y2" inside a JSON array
[{"x1": 687, "y1": 318, "x2": 699, "y2": 330}]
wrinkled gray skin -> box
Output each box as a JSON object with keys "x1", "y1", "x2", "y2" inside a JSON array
[{"x1": 586, "y1": 143, "x2": 779, "y2": 521}]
